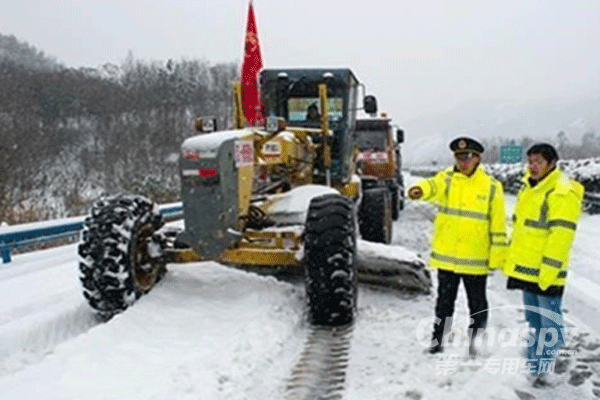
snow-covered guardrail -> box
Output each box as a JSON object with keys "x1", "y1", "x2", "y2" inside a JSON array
[{"x1": 0, "y1": 203, "x2": 183, "y2": 264}]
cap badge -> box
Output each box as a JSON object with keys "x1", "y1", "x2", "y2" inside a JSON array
[{"x1": 458, "y1": 139, "x2": 467, "y2": 149}]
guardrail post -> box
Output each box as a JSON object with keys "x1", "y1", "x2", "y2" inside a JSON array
[{"x1": 1, "y1": 242, "x2": 10, "y2": 264}]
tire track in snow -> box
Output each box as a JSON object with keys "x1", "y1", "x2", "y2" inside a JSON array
[{"x1": 285, "y1": 324, "x2": 353, "y2": 400}]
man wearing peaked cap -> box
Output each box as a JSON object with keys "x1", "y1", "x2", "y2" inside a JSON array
[
  {"x1": 449, "y1": 137, "x2": 485, "y2": 154},
  {"x1": 407, "y1": 136, "x2": 506, "y2": 356}
]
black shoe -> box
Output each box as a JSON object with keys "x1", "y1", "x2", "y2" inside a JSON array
[
  {"x1": 468, "y1": 343, "x2": 478, "y2": 358},
  {"x1": 428, "y1": 343, "x2": 444, "y2": 354}
]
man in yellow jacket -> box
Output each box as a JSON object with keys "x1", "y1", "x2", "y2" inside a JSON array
[
  {"x1": 409, "y1": 137, "x2": 507, "y2": 355},
  {"x1": 504, "y1": 143, "x2": 583, "y2": 387}
]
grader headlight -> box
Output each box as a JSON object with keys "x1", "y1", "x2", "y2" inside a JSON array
[
  {"x1": 265, "y1": 116, "x2": 286, "y2": 134},
  {"x1": 194, "y1": 117, "x2": 217, "y2": 133}
]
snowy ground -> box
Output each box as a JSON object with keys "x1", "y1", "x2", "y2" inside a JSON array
[{"x1": 1, "y1": 175, "x2": 600, "y2": 399}]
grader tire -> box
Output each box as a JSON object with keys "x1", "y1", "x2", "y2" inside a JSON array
[
  {"x1": 77, "y1": 195, "x2": 165, "y2": 318},
  {"x1": 304, "y1": 194, "x2": 357, "y2": 326},
  {"x1": 359, "y1": 187, "x2": 392, "y2": 244},
  {"x1": 390, "y1": 184, "x2": 400, "y2": 220}
]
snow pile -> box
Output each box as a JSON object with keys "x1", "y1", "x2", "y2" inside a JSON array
[
  {"x1": 411, "y1": 157, "x2": 600, "y2": 196},
  {"x1": 486, "y1": 158, "x2": 600, "y2": 213},
  {"x1": 484, "y1": 163, "x2": 526, "y2": 194},
  {"x1": 486, "y1": 157, "x2": 600, "y2": 194}
]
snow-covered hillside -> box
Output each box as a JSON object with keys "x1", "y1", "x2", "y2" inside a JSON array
[{"x1": 402, "y1": 93, "x2": 600, "y2": 166}]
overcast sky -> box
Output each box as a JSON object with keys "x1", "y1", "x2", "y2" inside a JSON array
[{"x1": 3, "y1": 0, "x2": 600, "y2": 121}]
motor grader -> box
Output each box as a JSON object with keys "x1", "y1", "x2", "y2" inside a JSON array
[{"x1": 78, "y1": 68, "x2": 430, "y2": 326}]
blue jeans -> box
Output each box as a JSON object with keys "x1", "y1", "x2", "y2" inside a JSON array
[{"x1": 522, "y1": 291, "x2": 565, "y2": 376}]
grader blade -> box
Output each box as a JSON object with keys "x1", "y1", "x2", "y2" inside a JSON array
[{"x1": 355, "y1": 240, "x2": 432, "y2": 293}]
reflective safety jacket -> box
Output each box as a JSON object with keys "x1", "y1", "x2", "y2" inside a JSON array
[
  {"x1": 504, "y1": 169, "x2": 584, "y2": 291},
  {"x1": 412, "y1": 165, "x2": 507, "y2": 275}
]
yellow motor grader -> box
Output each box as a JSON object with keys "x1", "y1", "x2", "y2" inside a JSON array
[{"x1": 77, "y1": 68, "x2": 430, "y2": 326}]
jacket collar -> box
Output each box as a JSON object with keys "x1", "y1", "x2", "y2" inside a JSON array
[
  {"x1": 452, "y1": 163, "x2": 483, "y2": 179},
  {"x1": 522, "y1": 168, "x2": 561, "y2": 191}
]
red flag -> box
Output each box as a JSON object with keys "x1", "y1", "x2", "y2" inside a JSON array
[{"x1": 240, "y1": 1, "x2": 263, "y2": 126}]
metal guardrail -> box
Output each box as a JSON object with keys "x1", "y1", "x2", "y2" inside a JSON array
[
  {"x1": 3, "y1": 185, "x2": 600, "y2": 265},
  {"x1": 0, "y1": 203, "x2": 183, "y2": 264}
]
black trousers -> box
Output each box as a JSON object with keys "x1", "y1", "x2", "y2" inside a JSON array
[{"x1": 432, "y1": 269, "x2": 488, "y2": 344}]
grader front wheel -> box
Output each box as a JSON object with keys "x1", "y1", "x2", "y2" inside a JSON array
[
  {"x1": 78, "y1": 195, "x2": 165, "y2": 318},
  {"x1": 304, "y1": 194, "x2": 358, "y2": 326}
]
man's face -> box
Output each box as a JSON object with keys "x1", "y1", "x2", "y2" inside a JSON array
[
  {"x1": 528, "y1": 153, "x2": 555, "y2": 180},
  {"x1": 454, "y1": 151, "x2": 480, "y2": 175}
]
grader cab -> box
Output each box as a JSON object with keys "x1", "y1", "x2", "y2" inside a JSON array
[{"x1": 77, "y1": 68, "x2": 430, "y2": 326}]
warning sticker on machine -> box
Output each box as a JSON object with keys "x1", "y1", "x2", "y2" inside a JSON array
[
  {"x1": 262, "y1": 141, "x2": 281, "y2": 158},
  {"x1": 235, "y1": 140, "x2": 254, "y2": 166}
]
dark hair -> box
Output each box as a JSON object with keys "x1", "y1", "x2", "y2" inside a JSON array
[{"x1": 527, "y1": 143, "x2": 559, "y2": 163}]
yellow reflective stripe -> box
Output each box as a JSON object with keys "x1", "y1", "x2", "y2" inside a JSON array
[
  {"x1": 514, "y1": 265, "x2": 540, "y2": 276},
  {"x1": 430, "y1": 252, "x2": 488, "y2": 267},
  {"x1": 490, "y1": 232, "x2": 507, "y2": 246},
  {"x1": 540, "y1": 196, "x2": 550, "y2": 222},
  {"x1": 524, "y1": 219, "x2": 547, "y2": 229},
  {"x1": 439, "y1": 207, "x2": 489, "y2": 220},
  {"x1": 426, "y1": 178, "x2": 437, "y2": 197},
  {"x1": 524, "y1": 219, "x2": 577, "y2": 231},
  {"x1": 491, "y1": 232, "x2": 507, "y2": 242},
  {"x1": 558, "y1": 271, "x2": 567, "y2": 279},
  {"x1": 490, "y1": 183, "x2": 497, "y2": 201},
  {"x1": 548, "y1": 219, "x2": 577, "y2": 230},
  {"x1": 487, "y1": 182, "x2": 496, "y2": 216},
  {"x1": 542, "y1": 256, "x2": 562, "y2": 269},
  {"x1": 524, "y1": 189, "x2": 554, "y2": 229},
  {"x1": 444, "y1": 173, "x2": 452, "y2": 200}
]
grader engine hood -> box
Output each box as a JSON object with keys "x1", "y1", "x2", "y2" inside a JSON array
[
  {"x1": 261, "y1": 185, "x2": 338, "y2": 225},
  {"x1": 178, "y1": 129, "x2": 254, "y2": 258}
]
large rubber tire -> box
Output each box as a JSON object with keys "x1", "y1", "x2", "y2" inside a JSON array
[
  {"x1": 358, "y1": 187, "x2": 392, "y2": 244},
  {"x1": 398, "y1": 190, "x2": 405, "y2": 211},
  {"x1": 304, "y1": 194, "x2": 358, "y2": 326},
  {"x1": 390, "y1": 184, "x2": 400, "y2": 221},
  {"x1": 397, "y1": 173, "x2": 405, "y2": 211},
  {"x1": 78, "y1": 195, "x2": 165, "y2": 318}
]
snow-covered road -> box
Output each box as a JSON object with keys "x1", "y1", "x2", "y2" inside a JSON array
[{"x1": 1, "y1": 183, "x2": 600, "y2": 399}]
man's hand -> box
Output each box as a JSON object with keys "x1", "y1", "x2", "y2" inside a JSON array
[{"x1": 408, "y1": 186, "x2": 423, "y2": 200}]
